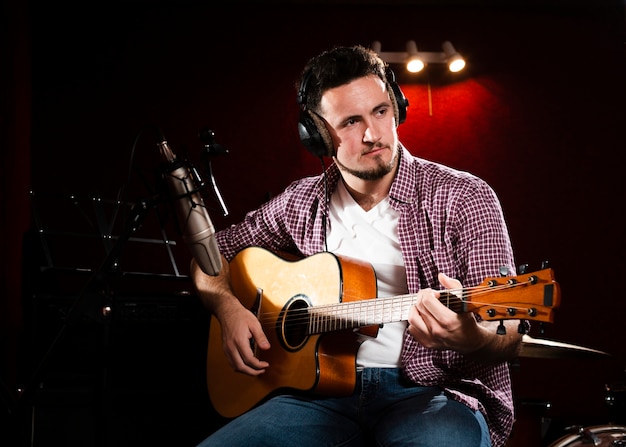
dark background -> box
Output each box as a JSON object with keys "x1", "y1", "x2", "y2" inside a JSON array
[{"x1": 2, "y1": 1, "x2": 626, "y2": 446}]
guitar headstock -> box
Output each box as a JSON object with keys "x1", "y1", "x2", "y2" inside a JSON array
[{"x1": 452, "y1": 268, "x2": 561, "y2": 325}]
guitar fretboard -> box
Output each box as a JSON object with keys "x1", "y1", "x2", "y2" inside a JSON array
[{"x1": 307, "y1": 292, "x2": 464, "y2": 334}]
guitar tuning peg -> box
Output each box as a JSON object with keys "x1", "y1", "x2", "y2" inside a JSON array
[
  {"x1": 541, "y1": 260, "x2": 550, "y2": 269},
  {"x1": 498, "y1": 266, "x2": 510, "y2": 277},
  {"x1": 518, "y1": 263, "x2": 529, "y2": 274},
  {"x1": 517, "y1": 320, "x2": 529, "y2": 334},
  {"x1": 497, "y1": 320, "x2": 506, "y2": 335}
]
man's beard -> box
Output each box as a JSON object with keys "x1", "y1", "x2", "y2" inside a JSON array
[{"x1": 334, "y1": 145, "x2": 399, "y2": 181}]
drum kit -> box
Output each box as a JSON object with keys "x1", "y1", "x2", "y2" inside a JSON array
[{"x1": 507, "y1": 335, "x2": 626, "y2": 447}]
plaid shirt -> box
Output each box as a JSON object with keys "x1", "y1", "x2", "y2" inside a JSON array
[{"x1": 216, "y1": 146, "x2": 516, "y2": 447}]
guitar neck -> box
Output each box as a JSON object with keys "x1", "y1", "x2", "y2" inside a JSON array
[{"x1": 306, "y1": 269, "x2": 560, "y2": 335}]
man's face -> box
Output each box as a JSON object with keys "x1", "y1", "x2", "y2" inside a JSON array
[{"x1": 319, "y1": 75, "x2": 399, "y2": 181}]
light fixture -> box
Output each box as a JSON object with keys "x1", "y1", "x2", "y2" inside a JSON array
[{"x1": 372, "y1": 40, "x2": 466, "y2": 74}]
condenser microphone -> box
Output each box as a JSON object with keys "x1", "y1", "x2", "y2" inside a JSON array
[{"x1": 157, "y1": 131, "x2": 222, "y2": 276}]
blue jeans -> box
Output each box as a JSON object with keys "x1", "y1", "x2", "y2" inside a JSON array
[{"x1": 198, "y1": 368, "x2": 491, "y2": 447}]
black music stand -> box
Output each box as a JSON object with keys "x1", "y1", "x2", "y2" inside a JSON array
[{"x1": 19, "y1": 190, "x2": 192, "y2": 447}]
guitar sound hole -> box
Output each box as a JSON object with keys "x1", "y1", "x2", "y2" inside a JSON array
[{"x1": 278, "y1": 295, "x2": 310, "y2": 352}]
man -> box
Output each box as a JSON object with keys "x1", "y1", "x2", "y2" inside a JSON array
[{"x1": 192, "y1": 45, "x2": 524, "y2": 447}]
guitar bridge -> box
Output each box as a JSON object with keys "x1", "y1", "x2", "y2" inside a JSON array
[{"x1": 249, "y1": 287, "x2": 263, "y2": 353}]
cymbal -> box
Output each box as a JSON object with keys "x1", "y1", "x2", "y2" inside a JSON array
[{"x1": 519, "y1": 335, "x2": 611, "y2": 359}]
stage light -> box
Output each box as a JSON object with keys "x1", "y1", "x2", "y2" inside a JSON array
[
  {"x1": 442, "y1": 41, "x2": 466, "y2": 72},
  {"x1": 405, "y1": 40, "x2": 425, "y2": 73}
]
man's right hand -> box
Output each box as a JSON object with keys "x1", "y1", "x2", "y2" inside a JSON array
[
  {"x1": 191, "y1": 257, "x2": 271, "y2": 376},
  {"x1": 216, "y1": 300, "x2": 271, "y2": 376}
]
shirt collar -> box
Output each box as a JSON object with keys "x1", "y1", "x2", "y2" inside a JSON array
[
  {"x1": 315, "y1": 143, "x2": 417, "y2": 206},
  {"x1": 389, "y1": 144, "x2": 418, "y2": 206}
]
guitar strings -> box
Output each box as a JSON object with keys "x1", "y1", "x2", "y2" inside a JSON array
[
  {"x1": 252, "y1": 281, "x2": 527, "y2": 327},
  {"x1": 252, "y1": 276, "x2": 544, "y2": 333}
]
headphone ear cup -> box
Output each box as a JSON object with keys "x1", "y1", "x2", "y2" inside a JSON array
[
  {"x1": 385, "y1": 67, "x2": 409, "y2": 125},
  {"x1": 389, "y1": 81, "x2": 408, "y2": 125},
  {"x1": 298, "y1": 110, "x2": 334, "y2": 157}
]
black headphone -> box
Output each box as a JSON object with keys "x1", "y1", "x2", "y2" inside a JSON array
[{"x1": 296, "y1": 67, "x2": 409, "y2": 158}]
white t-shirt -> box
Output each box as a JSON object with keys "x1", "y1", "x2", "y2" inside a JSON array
[{"x1": 326, "y1": 180, "x2": 408, "y2": 368}]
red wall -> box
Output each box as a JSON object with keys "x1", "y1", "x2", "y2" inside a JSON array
[{"x1": 4, "y1": 2, "x2": 626, "y2": 442}]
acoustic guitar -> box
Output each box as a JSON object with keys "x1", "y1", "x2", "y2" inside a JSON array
[{"x1": 206, "y1": 246, "x2": 560, "y2": 418}]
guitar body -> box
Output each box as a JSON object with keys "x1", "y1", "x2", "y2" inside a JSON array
[{"x1": 206, "y1": 247, "x2": 378, "y2": 418}]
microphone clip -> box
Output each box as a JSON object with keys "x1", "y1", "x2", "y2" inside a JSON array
[{"x1": 199, "y1": 127, "x2": 229, "y2": 158}]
